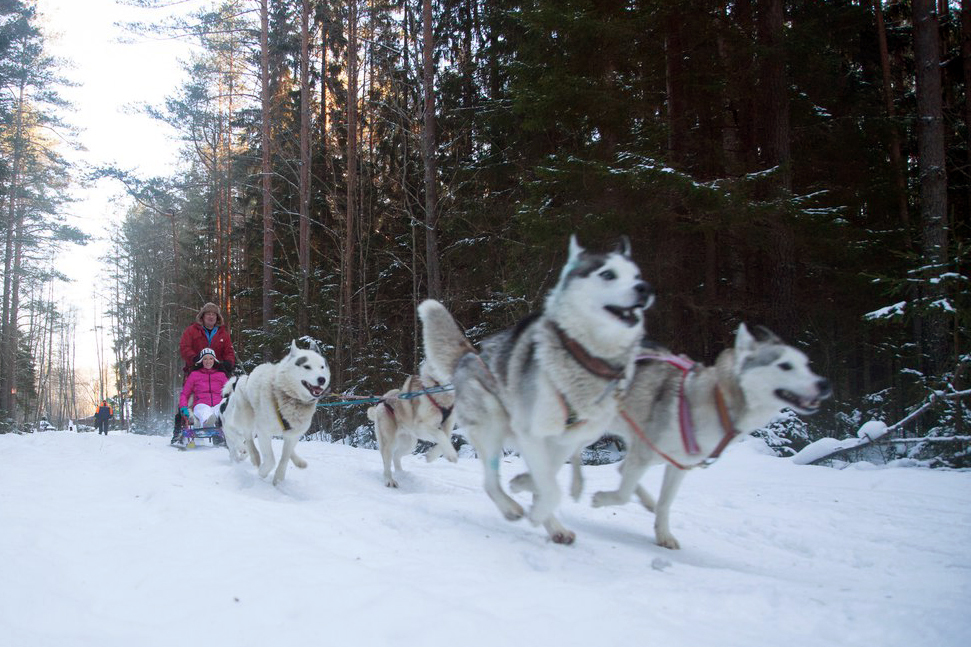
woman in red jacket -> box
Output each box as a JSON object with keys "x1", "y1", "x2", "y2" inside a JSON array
[
  {"x1": 179, "y1": 302, "x2": 236, "y2": 376},
  {"x1": 178, "y1": 348, "x2": 229, "y2": 428}
]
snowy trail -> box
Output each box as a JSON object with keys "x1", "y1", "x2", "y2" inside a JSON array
[{"x1": 1, "y1": 430, "x2": 969, "y2": 647}]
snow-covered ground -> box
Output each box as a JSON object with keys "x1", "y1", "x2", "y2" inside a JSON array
[{"x1": 1, "y1": 429, "x2": 969, "y2": 647}]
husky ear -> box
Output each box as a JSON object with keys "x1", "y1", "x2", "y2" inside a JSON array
[
  {"x1": 288, "y1": 339, "x2": 299, "y2": 357},
  {"x1": 735, "y1": 323, "x2": 756, "y2": 354},
  {"x1": 751, "y1": 325, "x2": 782, "y2": 344},
  {"x1": 614, "y1": 235, "x2": 632, "y2": 258},
  {"x1": 568, "y1": 234, "x2": 584, "y2": 261}
]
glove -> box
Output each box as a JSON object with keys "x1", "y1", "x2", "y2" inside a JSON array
[{"x1": 180, "y1": 406, "x2": 191, "y2": 420}]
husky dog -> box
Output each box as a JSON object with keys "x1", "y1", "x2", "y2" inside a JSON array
[
  {"x1": 366, "y1": 366, "x2": 459, "y2": 488},
  {"x1": 419, "y1": 235, "x2": 653, "y2": 544},
  {"x1": 219, "y1": 340, "x2": 330, "y2": 485},
  {"x1": 589, "y1": 324, "x2": 831, "y2": 549}
]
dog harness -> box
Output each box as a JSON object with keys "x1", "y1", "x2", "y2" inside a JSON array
[
  {"x1": 380, "y1": 378, "x2": 454, "y2": 425},
  {"x1": 549, "y1": 323, "x2": 630, "y2": 429},
  {"x1": 625, "y1": 353, "x2": 739, "y2": 469}
]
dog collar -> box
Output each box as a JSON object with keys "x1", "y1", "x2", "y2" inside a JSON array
[{"x1": 551, "y1": 324, "x2": 625, "y2": 381}]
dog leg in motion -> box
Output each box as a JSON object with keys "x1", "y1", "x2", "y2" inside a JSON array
[
  {"x1": 569, "y1": 452, "x2": 583, "y2": 501},
  {"x1": 245, "y1": 437, "x2": 261, "y2": 468},
  {"x1": 634, "y1": 485, "x2": 656, "y2": 512},
  {"x1": 652, "y1": 465, "x2": 687, "y2": 549},
  {"x1": 516, "y1": 436, "x2": 571, "y2": 541},
  {"x1": 591, "y1": 450, "x2": 651, "y2": 508},
  {"x1": 470, "y1": 425, "x2": 524, "y2": 521},
  {"x1": 273, "y1": 435, "x2": 301, "y2": 486},
  {"x1": 256, "y1": 431, "x2": 276, "y2": 479}
]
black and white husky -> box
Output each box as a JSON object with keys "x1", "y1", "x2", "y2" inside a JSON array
[
  {"x1": 419, "y1": 235, "x2": 653, "y2": 543},
  {"x1": 589, "y1": 324, "x2": 832, "y2": 549},
  {"x1": 219, "y1": 340, "x2": 330, "y2": 485}
]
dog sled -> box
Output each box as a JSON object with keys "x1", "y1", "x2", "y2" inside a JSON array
[{"x1": 172, "y1": 416, "x2": 226, "y2": 451}]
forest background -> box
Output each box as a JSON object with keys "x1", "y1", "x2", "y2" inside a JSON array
[{"x1": 0, "y1": 0, "x2": 967, "y2": 464}]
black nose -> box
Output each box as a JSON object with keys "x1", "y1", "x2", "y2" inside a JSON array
[
  {"x1": 317, "y1": 376, "x2": 328, "y2": 386},
  {"x1": 634, "y1": 281, "x2": 654, "y2": 305},
  {"x1": 817, "y1": 379, "x2": 832, "y2": 398}
]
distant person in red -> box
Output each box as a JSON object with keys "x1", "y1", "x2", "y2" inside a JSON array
[
  {"x1": 94, "y1": 400, "x2": 112, "y2": 435},
  {"x1": 179, "y1": 302, "x2": 236, "y2": 377}
]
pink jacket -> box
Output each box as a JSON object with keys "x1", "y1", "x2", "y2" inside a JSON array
[{"x1": 179, "y1": 368, "x2": 229, "y2": 408}]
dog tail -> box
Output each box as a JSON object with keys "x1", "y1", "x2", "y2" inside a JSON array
[
  {"x1": 418, "y1": 299, "x2": 475, "y2": 383},
  {"x1": 219, "y1": 374, "x2": 244, "y2": 419}
]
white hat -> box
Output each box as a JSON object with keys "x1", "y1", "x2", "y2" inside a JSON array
[{"x1": 197, "y1": 348, "x2": 219, "y2": 364}]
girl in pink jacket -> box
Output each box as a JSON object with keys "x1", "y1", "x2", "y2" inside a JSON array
[{"x1": 179, "y1": 348, "x2": 229, "y2": 427}]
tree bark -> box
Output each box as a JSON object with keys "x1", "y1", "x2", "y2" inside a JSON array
[
  {"x1": 298, "y1": 0, "x2": 313, "y2": 336},
  {"x1": 422, "y1": 0, "x2": 442, "y2": 301},
  {"x1": 665, "y1": 12, "x2": 686, "y2": 166},
  {"x1": 260, "y1": 0, "x2": 274, "y2": 358},
  {"x1": 875, "y1": 0, "x2": 912, "y2": 248},
  {"x1": 913, "y1": 0, "x2": 951, "y2": 376},
  {"x1": 339, "y1": 0, "x2": 360, "y2": 387}
]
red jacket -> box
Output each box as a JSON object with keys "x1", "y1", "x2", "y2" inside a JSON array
[
  {"x1": 179, "y1": 367, "x2": 229, "y2": 408},
  {"x1": 179, "y1": 323, "x2": 236, "y2": 375}
]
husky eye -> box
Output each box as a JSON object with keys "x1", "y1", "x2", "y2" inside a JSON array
[
  {"x1": 778, "y1": 362, "x2": 793, "y2": 371},
  {"x1": 599, "y1": 269, "x2": 617, "y2": 280}
]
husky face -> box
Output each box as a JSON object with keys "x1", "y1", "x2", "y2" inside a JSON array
[
  {"x1": 282, "y1": 340, "x2": 331, "y2": 402},
  {"x1": 734, "y1": 324, "x2": 831, "y2": 415},
  {"x1": 549, "y1": 235, "x2": 654, "y2": 330}
]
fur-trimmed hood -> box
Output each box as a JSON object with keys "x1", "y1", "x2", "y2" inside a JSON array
[{"x1": 196, "y1": 302, "x2": 224, "y2": 327}]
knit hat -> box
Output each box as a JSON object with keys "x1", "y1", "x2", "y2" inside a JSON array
[
  {"x1": 196, "y1": 347, "x2": 219, "y2": 365},
  {"x1": 196, "y1": 302, "x2": 224, "y2": 327}
]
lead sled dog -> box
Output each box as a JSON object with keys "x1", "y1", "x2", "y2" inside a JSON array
[
  {"x1": 367, "y1": 367, "x2": 458, "y2": 488},
  {"x1": 220, "y1": 340, "x2": 331, "y2": 485},
  {"x1": 419, "y1": 235, "x2": 654, "y2": 543},
  {"x1": 587, "y1": 324, "x2": 832, "y2": 549}
]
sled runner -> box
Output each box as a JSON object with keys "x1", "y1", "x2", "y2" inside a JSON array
[{"x1": 172, "y1": 419, "x2": 225, "y2": 450}]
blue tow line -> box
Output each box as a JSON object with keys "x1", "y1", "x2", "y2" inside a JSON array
[{"x1": 316, "y1": 384, "x2": 454, "y2": 408}]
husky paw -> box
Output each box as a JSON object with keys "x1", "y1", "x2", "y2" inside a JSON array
[
  {"x1": 655, "y1": 531, "x2": 681, "y2": 550},
  {"x1": 292, "y1": 456, "x2": 307, "y2": 469},
  {"x1": 500, "y1": 502, "x2": 525, "y2": 521},
  {"x1": 591, "y1": 490, "x2": 626, "y2": 508},
  {"x1": 543, "y1": 517, "x2": 576, "y2": 545},
  {"x1": 551, "y1": 530, "x2": 576, "y2": 545},
  {"x1": 258, "y1": 463, "x2": 273, "y2": 479},
  {"x1": 384, "y1": 475, "x2": 399, "y2": 488}
]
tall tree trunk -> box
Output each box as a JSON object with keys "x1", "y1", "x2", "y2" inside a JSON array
[
  {"x1": 422, "y1": 0, "x2": 442, "y2": 300},
  {"x1": 665, "y1": 12, "x2": 686, "y2": 166},
  {"x1": 298, "y1": 0, "x2": 313, "y2": 336},
  {"x1": 339, "y1": 0, "x2": 359, "y2": 387},
  {"x1": 756, "y1": 0, "x2": 791, "y2": 190},
  {"x1": 1, "y1": 75, "x2": 26, "y2": 417},
  {"x1": 913, "y1": 0, "x2": 951, "y2": 376},
  {"x1": 875, "y1": 0, "x2": 913, "y2": 248},
  {"x1": 260, "y1": 0, "x2": 274, "y2": 358},
  {"x1": 756, "y1": 0, "x2": 794, "y2": 338},
  {"x1": 962, "y1": 1, "x2": 971, "y2": 223}
]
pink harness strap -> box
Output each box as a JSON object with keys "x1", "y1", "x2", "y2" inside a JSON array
[{"x1": 636, "y1": 353, "x2": 700, "y2": 455}]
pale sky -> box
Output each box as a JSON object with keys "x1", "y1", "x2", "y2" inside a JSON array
[{"x1": 36, "y1": 0, "x2": 201, "y2": 383}]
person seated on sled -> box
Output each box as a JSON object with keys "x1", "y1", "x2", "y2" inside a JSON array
[
  {"x1": 171, "y1": 302, "x2": 236, "y2": 443},
  {"x1": 177, "y1": 348, "x2": 229, "y2": 432}
]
